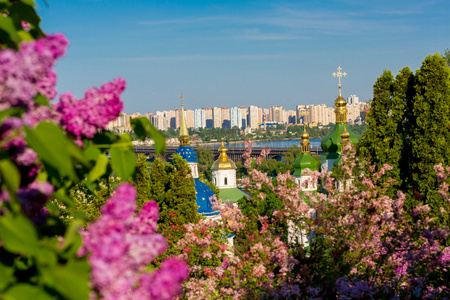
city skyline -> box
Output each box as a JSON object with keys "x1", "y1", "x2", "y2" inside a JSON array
[
  {"x1": 108, "y1": 96, "x2": 366, "y2": 133},
  {"x1": 39, "y1": 0, "x2": 450, "y2": 114}
]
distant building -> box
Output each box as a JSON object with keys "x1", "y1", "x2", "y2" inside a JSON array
[
  {"x1": 194, "y1": 108, "x2": 206, "y2": 129},
  {"x1": 248, "y1": 105, "x2": 259, "y2": 129},
  {"x1": 212, "y1": 107, "x2": 222, "y2": 128},
  {"x1": 230, "y1": 107, "x2": 242, "y2": 129},
  {"x1": 347, "y1": 94, "x2": 359, "y2": 105}
]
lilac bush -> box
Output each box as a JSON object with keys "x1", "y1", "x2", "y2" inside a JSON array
[
  {"x1": 0, "y1": 3, "x2": 185, "y2": 297},
  {"x1": 81, "y1": 183, "x2": 188, "y2": 299}
]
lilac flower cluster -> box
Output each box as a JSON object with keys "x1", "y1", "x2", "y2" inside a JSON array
[
  {"x1": 54, "y1": 78, "x2": 125, "y2": 144},
  {"x1": 1, "y1": 35, "x2": 126, "y2": 219},
  {"x1": 0, "y1": 34, "x2": 68, "y2": 110},
  {"x1": 80, "y1": 183, "x2": 189, "y2": 299}
]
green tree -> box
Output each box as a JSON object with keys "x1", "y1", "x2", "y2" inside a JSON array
[
  {"x1": 196, "y1": 147, "x2": 214, "y2": 181},
  {"x1": 408, "y1": 54, "x2": 450, "y2": 225},
  {"x1": 283, "y1": 145, "x2": 302, "y2": 166},
  {"x1": 442, "y1": 48, "x2": 450, "y2": 66},
  {"x1": 357, "y1": 68, "x2": 413, "y2": 197},
  {"x1": 148, "y1": 155, "x2": 200, "y2": 257},
  {"x1": 358, "y1": 54, "x2": 450, "y2": 227},
  {"x1": 132, "y1": 154, "x2": 152, "y2": 209}
]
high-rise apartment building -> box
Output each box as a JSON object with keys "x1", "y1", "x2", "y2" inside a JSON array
[
  {"x1": 212, "y1": 107, "x2": 222, "y2": 128},
  {"x1": 221, "y1": 107, "x2": 231, "y2": 128},
  {"x1": 347, "y1": 94, "x2": 359, "y2": 105},
  {"x1": 230, "y1": 107, "x2": 242, "y2": 129},
  {"x1": 248, "y1": 105, "x2": 259, "y2": 129},
  {"x1": 239, "y1": 107, "x2": 248, "y2": 128},
  {"x1": 186, "y1": 109, "x2": 194, "y2": 128},
  {"x1": 205, "y1": 108, "x2": 213, "y2": 128},
  {"x1": 194, "y1": 108, "x2": 206, "y2": 129}
]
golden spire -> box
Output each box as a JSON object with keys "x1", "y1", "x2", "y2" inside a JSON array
[
  {"x1": 340, "y1": 127, "x2": 350, "y2": 147},
  {"x1": 179, "y1": 92, "x2": 190, "y2": 146},
  {"x1": 218, "y1": 138, "x2": 229, "y2": 162},
  {"x1": 300, "y1": 128, "x2": 311, "y2": 154},
  {"x1": 332, "y1": 66, "x2": 348, "y2": 124}
]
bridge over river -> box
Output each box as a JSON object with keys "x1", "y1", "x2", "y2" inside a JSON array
[{"x1": 134, "y1": 144, "x2": 323, "y2": 163}]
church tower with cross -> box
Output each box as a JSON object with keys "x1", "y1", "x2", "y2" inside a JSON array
[
  {"x1": 175, "y1": 93, "x2": 220, "y2": 218},
  {"x1": 320, "y1": 67, "x2": 360, "y2": 171}
]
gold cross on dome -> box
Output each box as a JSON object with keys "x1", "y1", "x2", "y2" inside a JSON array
[
  {"x1": 180, "y1": 91, "x2": 184, "y2": 107},
  {"x1": 332, "y1": 66, "x2": 347, "y2": 87}
]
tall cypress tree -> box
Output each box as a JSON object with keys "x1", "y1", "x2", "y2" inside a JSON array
[
  {"x1": 357, "y1": 70, "x2": 402, "y2": 196},
  {"x1": 407, "y1": 54, "x2": 450, "y2": 225},
  {"x1": 148, "y1": 155, "x2": 200, "y2": 257},
  {"x1": 392, "y1": 67, "x2": 415, "y2": 189}
]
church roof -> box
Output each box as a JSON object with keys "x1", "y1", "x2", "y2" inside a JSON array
[
  {"x1": 321, "y1": 123, "x2": 360, "y2": 159},
  {"x1": 293, "y1": 127, "x2": 318, "y2": 176},
  {"x1": 321, "y1": 67, "x2": 360, "y2": 160},
  {"x1": 195, "y1": 178, "x2": 220, "y2": 216},
  {"x1": 211, "y1": 141, "x2": 236, "y2": 170},
  {"x1": 175, "y1": 94, "x2": 219, "y2": 216},
  {"x1": 175, "y1": 145, "x2": 198, "y2": 163},
  {"x1": 293, "y1": 153, "x2": 318, "y2": 176}
]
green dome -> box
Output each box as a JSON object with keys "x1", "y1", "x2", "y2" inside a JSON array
[
  {"x1": 293, "y1": 153, "x2": 318, "y2": 176},
  {"x1": 320, "y1": 123, "x2": 360, "y2": 160}
]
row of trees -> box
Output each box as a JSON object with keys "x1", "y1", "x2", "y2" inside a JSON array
[{"x1": 357, "y1": 54, "x2": 450, "y2": 227}]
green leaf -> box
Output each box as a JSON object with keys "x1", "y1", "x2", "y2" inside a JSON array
[
  {"x1": 83, "y1": 144, "x2": 101, "y2": 161},
  {"x1": 35, "y1": 247, "x2": 57, "y2": 268},
  {"x1": 0, "y1": 213, "x2": 39, "y2": 255},
  {"x1": 131, "y1": 117, "x2": 166, "y2": 155},
  {"x1": 0, "y1": 15, "x2": 20, "y2": 46},
  {"x1": 4, "y1": 284, "x2": 40, "y2": 300},
  {"x1": 60, "y1": 220, "x2": 82, "y2": 251},
  {"x1": 88, "y1": 153, "x2": 108, "y2": 182},
  {"x1": 110, "y1": 148, "x2": 136, "y2": 180},
  {"x1": 44, "y1": 259, "x2": 90, "y2": 300},
  {"x1": 0, "y1": 261, "x2": 15, "y2": 291},
  {"x1": 0, "y1": 159, "x2": 20, "y2": 192},
  {"x1": 34, "y1": 94, "x2": 50, "y2": 107},
  {"x1": 0, "y1": 107, "x2": 24, "y2": 123},
  {"x1": 25, "y1": 122, "x2": 77, "y2": 181}
]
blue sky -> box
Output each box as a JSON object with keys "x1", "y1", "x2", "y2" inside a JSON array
[{"x1": 38, "y1": 0, "x2": 450, "y2": 114}]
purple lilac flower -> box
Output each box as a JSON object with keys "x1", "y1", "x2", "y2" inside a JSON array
[
  {"x1": 0, "y1": 34, "x2": 67, "y2": 110},
  {"x1": 81, "y1": 183, "x2": 188, "y2": 299},
  {"x1": 54, "y1": 78, "x2": 125, "y2": 144},
  {"x1": 18, "y1": 181, "x2": 54, "y2": 223}
]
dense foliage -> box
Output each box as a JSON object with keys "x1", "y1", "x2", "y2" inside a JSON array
[
  {"x1": 0, "y1": 2, "x2": 187, "y2": 299},
  {"x1": 358, "y1": 55, "x2": 450, "y2": 226},
  {"x1": 147, "y1": 156, "x2": 200, "y2": 259},
  {"x1": 176, "y1": 145, "x2": 450, "y2": 299}
]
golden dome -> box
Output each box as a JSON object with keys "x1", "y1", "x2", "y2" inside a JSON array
[
  {"x1": 301, "y1": 129, "x2": 310, "y2": 139},
  {"x1": 300, "y1": 128, "x2": 311, "y2": 153},
  {"x1": 211, "y1": 142, "x2": 236, "y2": 170},
  {"x1": 334, "y1": 95, "x2": 347, "y2": 107}
]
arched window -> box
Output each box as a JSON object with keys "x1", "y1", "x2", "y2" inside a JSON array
[{"x1": 224, "y1": 177, "x2": 228, "y2": 185}]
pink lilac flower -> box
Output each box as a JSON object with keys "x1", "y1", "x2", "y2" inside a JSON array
[
  {"x1": 81, "y1": 183, "x2": 188, "y2": 299},
  {"x1": 0, "y1": 34, "x2": 67, "y2": 110},
  {"x1": 54, "y1": 78, "x2": 125, "y2": 144}
]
